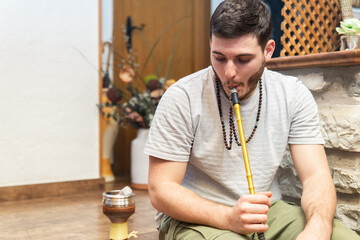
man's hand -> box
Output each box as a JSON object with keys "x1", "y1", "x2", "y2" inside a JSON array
[{"x1": 226, "y1": 192, "x2": 272, "y2": 235}]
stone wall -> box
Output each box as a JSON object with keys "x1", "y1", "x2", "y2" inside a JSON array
[{"x1": 277, "y1": 65, "x2": 360, "y2": 234}]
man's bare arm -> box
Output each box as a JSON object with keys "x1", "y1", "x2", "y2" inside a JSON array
[
  {"x1": 148, "y1": 156, "x2": 271, "y2": 234},
  {"x1": 290, "y1": 144, "x2": 336, "y2": 240}
]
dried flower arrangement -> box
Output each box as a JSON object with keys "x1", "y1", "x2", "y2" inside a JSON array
[{"x1": 98, "y1": 19, "x2": 183, "y2": 128}]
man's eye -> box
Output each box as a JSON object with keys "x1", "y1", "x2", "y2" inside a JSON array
[
  {"x1": 214, "y1": 57, "x2": 225, "y2": 62},
  {"x1": 237, "y1": 58, "x2": 250, "y2": 63}
]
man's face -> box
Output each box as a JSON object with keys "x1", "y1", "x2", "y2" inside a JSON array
[{"x1": 210, "y1": 34, "x2": 273, "y2": 100}]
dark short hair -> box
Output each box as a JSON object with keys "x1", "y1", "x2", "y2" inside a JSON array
[{"x1": 210, "y1": 0, "x2": 272, "y2": 49}]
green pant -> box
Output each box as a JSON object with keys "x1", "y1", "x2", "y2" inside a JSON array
[{"x1": 158, "y1": 200, "x2": 360, "y2": 240}]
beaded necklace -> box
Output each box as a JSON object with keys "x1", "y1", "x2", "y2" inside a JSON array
[{"x1": 215, "y1": 78, "x2": 263, "y2": 150}]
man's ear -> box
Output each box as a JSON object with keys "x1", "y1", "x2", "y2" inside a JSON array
[{"x1": 264, "y1": 40, "x2": 275, "y2": 60}]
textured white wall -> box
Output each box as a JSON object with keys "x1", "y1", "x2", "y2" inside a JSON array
[{"x1": 0, "y1": 0, "x2": 100, "y2": 187}]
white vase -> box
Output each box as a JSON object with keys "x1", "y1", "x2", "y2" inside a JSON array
[{"x1": 131, "y1": 128, "x2": 150, "y2": 190}]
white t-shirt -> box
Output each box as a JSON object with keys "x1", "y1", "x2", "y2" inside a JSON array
[{"x1": 144, "y1": 66, "x2": 324, "y2": 223}]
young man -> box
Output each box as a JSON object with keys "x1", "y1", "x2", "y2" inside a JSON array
[{"x1": 144, "y1": 0, "x2": 360, "y2": 239}]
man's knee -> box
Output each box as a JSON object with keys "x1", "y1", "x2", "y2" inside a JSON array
[
  {"x1": 331, "y1": 219, "x2": 360, "y2": 240},
  {"x1": 267, "y1": 201, "x2": 360, "y2": 240},
  {"x1": 264, "y1": 200, "x2": 307, "y2": 239}
]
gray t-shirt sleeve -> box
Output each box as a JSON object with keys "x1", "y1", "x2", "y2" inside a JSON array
[
  {"x1": 288, "y1": 80, "x2": 324, "y2": 144},
  {"x1": 144, "y1": 85, "x2": 194, "y2": 162}
]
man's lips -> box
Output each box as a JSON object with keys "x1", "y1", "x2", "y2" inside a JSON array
[{"x1": 228, "y1": 85, "x2": 240, "y2": 91}]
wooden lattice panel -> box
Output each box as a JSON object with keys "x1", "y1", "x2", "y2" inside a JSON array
[{"x1": 281, "y1": 0, "x2": 342, "y2": 56}]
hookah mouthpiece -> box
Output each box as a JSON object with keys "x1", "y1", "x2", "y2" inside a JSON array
[{"x1": 230, "y1": 88, "x2": 240, "y2": 105}]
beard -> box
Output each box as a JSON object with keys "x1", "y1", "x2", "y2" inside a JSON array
[{"x1": 212, "y1": 59, "x2": 266, "y2": 100}]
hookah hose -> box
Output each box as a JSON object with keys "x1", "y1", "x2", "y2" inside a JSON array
[{"x1": 230, "y1": 88, "x2": 266, "y2": 240}]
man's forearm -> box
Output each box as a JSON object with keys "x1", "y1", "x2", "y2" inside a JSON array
[
  {"x1": 148, "y1": 157, "x2": 232, "y2": 230},
  {"x1": 149, "y1": 181, "x2": 231, "y2": 230},
  {"x1": 300, "y1": 172, "x2": 336, "y2": 238}
]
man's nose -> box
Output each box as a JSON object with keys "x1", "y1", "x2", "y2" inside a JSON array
[{"x1": 225, "y1": 61, "x2": 237, "y2": 80}]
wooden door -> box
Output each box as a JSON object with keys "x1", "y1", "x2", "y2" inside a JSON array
[{"x1": 112, "y1": 0, "x2": 210, "y2": 177}]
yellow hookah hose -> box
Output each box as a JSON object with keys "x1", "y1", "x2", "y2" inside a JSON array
[
  {"x1": 231, "y1": 88, "x2": 265, "y2": 240},
  {"x1": 230, "y1": 88, "x2": 255, "y2": 195},
  {"x1": 232, "y1": 103, "x2": 255, "y2": 195}
]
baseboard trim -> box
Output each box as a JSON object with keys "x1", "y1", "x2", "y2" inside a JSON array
[{"x1": 0, "y1": 178, "x2": 105, "y2": 202}]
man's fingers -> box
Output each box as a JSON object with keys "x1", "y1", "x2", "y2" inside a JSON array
[
  {"x1": 238, "y1": 201, "x2": 270, "y2": 214},
  {"x1": 242, "y1": 223, "x2": 269, "y2": 234},
  {"x1": 241, "y1": 193, "x2": 272, "y2": 207},
  {"x1": 239, "y1": 213, "x2": 268, "y2": 224},
  {"x1": 256, "y1": 191, "x2": 273, "y2": 198}
]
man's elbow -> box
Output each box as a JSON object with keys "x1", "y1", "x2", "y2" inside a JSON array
[
  {"x1": 148, "y1": 174, "x2": 170, "y2": 212},
  {"x1": 148, "y1": 180, "x2": 161, "y2": 210}
]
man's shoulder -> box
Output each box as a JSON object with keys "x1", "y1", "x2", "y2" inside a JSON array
[
  {"x1": 263, "y1": 68, "x2": 303, "y2": 94},
  {"x1": 264, "y1": 68, "x2": 298, "y2": 85},
  {"x1": 263, "y1": 68, "x2": 310, "y2": 108},
  {"x1": 164, "y1": 66, "x2": 213, "y2": 99},
  {"x1": 174, "y1": 66, "x2": 213, "y2": 88},
  {"x1": 160, "y1": 66, "x2": 213, "y2": 103}
]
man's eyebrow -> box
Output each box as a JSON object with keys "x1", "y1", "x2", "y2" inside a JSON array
[
  {"x1": 212, "y1": 51, "x2": 254, "y2": 57},
  {"x1": 236, "y1": 53, "x2": 254, "y2": 57},
  {"x1": 212, "y1": 51, "x2": 224, "y2": 55}
]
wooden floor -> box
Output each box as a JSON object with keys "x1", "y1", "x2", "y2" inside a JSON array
[{"x1": 0, "y1": 179, "x2": 158, "y2": 239}]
